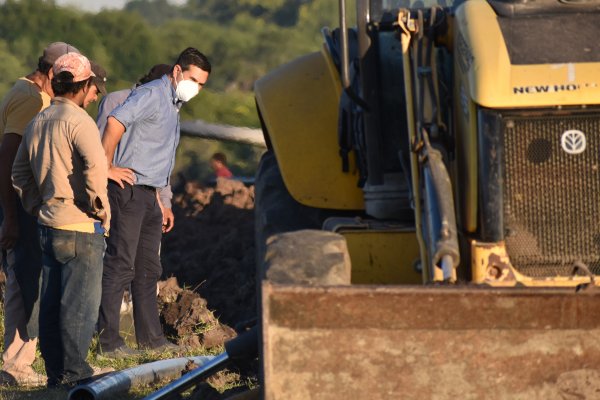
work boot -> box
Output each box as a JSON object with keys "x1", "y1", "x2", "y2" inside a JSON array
[
  {"x1": 147, "y1": 341, "x2": 182, "y2": 354},
  {"x1": 0, "y1": 368, "x2": 46, "y2": 387},
  {"x1": 53, "y1": 366, "x2": 117, "y2": 390},
  {"x1": 0, "y1": 371, "x2": 18, "y2": 387},
  {"x1": 97, "y1": 345, "x2": 141, "y2": 359}
]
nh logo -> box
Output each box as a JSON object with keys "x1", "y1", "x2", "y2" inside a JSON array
[{"x1": 561, "y1": 130, "x2": 586, "y2": 155}]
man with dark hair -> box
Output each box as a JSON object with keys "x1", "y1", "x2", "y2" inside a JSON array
[
  {"x1": 83, "y1": 61, "x2": 108, "y2": 109},
  {"x1": 12, "y1": 52, "x2": 110, "y2": 387},
  {"x1": 173, "y1": 47, "x2": 212, "y2": 76},
  {"x1": 96, "y1": 63, "x2": 174, "y2": 232},
  {"x1": 98, "y1": 48, "x2": 211, "y2": 357},
  {"x1": 0, "y1": 41, "x2": 79, "y2": 386}
]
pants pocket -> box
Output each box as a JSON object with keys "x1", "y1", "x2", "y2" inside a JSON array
[
  {"x1": 49, "y1": 230, "x2": 77, "y2": 264},
  {"x1": 109, "y1": 181, "x2": 134, "y2": 210}
]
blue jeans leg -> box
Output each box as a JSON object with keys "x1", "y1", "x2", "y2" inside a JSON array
[
  {"x1": 39, "y1": 226, "x2": 104, "y2": 385},
  {"x1": 0, "y1": 201, "x2": 42, "y2": 339}
]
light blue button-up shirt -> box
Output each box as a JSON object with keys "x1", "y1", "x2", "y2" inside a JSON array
[{"x1": 109, "y1": 75, "x2": 180, "y2": 188}]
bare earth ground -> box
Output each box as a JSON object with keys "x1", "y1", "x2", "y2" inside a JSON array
[
  {"x1": 0, "y1": 178, "x2": 258, "y2": 399},
  {"x1": 160, "y1": 177, "x2": 259, "y2": 399},
  {"x1": 162, "y1": 177, "x2": 257, "y2": 331}
]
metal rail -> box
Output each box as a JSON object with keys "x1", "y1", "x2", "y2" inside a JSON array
[{"x1": 180, "y1": 119, "x2": 265, "y2": 147}]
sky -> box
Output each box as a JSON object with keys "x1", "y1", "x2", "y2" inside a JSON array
[{"x1": 55, "y1": 0, "x2": 185, "y2": 12}]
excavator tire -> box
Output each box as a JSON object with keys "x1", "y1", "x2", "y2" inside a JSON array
[
  {"x1": 254, "y1": 150, "x2": 325, "y2": 280},
  {"x1": 263, "y1": 230, "x2": 351, "y2": 286}
]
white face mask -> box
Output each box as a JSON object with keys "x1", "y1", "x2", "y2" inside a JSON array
[{"x1": 175, "y1": 70, "x2": 199, "y2": 102}]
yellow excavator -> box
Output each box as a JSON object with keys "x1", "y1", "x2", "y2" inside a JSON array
[{"x1": 253, "y1": 0, "x2": 600, "y2": 398}]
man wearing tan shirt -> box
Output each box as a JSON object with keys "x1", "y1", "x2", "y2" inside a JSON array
[{"x1": 12, "y1": 53, "x2": 109, "y2": 388}]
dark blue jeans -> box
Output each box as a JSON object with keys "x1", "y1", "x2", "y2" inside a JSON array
[
  {"x1": 0, "y1": 202, "x2": 42, "y2": 338},
  {"x1": 38, "y1": 226, "x2": 104, "y2": 385}
]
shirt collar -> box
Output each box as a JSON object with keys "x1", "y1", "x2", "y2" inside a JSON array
[
  {"x1": 52, "y1": 96, "x2": 83, "y2": 109},
  {"x1": 161, "y1": 74, "x2": 180, "y2": 107}
]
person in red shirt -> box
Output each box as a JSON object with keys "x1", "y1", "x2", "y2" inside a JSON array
[{"x1": 210, "y1": 152, "x2": 233, "y2": 179}]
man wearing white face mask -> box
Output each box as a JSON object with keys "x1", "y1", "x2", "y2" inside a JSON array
[{"x1": 98, "y1": 48, "x2": 210, "y2": 357}]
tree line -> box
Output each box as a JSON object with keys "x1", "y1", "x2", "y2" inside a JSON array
[{"x1": 0, "y1": 0, "x2": 341, "y2": 179}]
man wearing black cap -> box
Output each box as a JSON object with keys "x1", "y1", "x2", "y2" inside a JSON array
[
  {"x1": 0, "y1": 41, "x2": 79, "y2": 386},
  {"x1": 84, "y1": 61, "x2": 108, "y2": 109}
]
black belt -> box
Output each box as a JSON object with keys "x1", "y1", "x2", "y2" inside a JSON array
[{"x1": 137, "y1": 184, "x2": 156, "y2": 192}]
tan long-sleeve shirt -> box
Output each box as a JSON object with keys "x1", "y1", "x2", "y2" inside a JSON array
[{"x1": 12, "y1": 97, "x2": 110, "y2": 232}]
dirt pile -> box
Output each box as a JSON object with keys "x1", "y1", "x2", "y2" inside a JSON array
[
  {"x1": 156, "y1": 178, "x2": 258, "y2": 396},
  {"x1": 160, "y1": 177, "x2": 257, "y2": 334},
  {"x1": 158, "y1": 277, "x2": 237, "y2": 349}
]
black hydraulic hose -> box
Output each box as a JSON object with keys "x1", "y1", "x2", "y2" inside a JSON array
[{"x1": 142, "y1": 326, "x2": 259, "y2": 400}]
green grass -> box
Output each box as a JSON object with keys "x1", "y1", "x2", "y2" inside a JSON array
[
  {"x1": 0, "y1": 333, "x2": 190, "y2": 399},
  {"x1": 0, "y1": 297, "x2": 249, "y2": 399}
]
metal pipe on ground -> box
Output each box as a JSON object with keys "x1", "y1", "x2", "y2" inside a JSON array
[
  {"x1": 68, "y1": 355, "x2": 216, "y2": 400},
  {"x1": 180, "y1": 120, "x2": 266, "y2": 147},
  {"x1": 143, "y1": 326, "x2": 258, "y2": 400}
]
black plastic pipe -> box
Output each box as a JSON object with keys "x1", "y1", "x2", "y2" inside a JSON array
[{"x1": 143, "y1": 326, "x2": 258, "y2": 400}]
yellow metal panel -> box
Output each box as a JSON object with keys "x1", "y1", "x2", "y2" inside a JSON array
[
  {"x1": 254, "y1": 47, "x2": 364, "y2": 210},
  {"x1": 342, "y1": 230, "x2": 422, "y2": 284},
  {"x1": 471, "y1": 241, "x2": 600, "y2": 287},
  {"x1": 453, "y1": 62, "x2": 478, "y2": 233},
  {"x1": 457, "y1": 0, "x2": 600, "y2": 108}
]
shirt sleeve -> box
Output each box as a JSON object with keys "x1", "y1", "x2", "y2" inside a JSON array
[
  {"x1": 97, "y1": 91, "x2": 126, "y2": 137},
  {"x1": 109, "y1": 87, "x2": 159, "y2": 132},
  {"x1": 158, "y1": 184, "x2": 173, "y2": 209},
  {"x1": 11, "y1": 137, "x2": 42, "y2": 216},
  {"x1": 71, "y1": 117, "x2": 111, "y2": 231},
  {"x1": 3, "y1": 95, "x2": 43, "y2": 136},
  {"x1": 96, "y1": 95, "x2": 112, "y2": 137}
]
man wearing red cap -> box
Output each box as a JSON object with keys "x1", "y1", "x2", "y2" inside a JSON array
[
  {"x1": 12, "y1": 52, "x2": 110, "y2": 387},
  {"x1": 0, "y1": 41, "x2": 79, "y2": 386}
]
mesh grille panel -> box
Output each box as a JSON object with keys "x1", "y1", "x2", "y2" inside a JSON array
[{"x1": 503, "y1": 115, "x2": 600, "y2": 277}]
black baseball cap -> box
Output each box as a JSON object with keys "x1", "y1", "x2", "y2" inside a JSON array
[{"x1": 90, "y1": 61, "x2": 107, "y2": 95}]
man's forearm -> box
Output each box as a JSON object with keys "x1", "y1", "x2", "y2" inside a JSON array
[
  {"x1": 101, "y1": 116, "x2": 125, "y2": 167},
  {"x1": 158, "y1": 185, "x2": 173, "y2": 209}
]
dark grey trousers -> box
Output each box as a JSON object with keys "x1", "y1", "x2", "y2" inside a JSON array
[{"x1": 98, "y1": 182, "x2": 168, "y2": 352}]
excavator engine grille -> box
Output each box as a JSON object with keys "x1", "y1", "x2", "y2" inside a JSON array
[{"x1": 503, "y1": 114, "x2": 600, "y2": 277}]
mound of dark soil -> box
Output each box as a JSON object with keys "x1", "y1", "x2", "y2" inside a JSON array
[
  {"x1": 160, "y1": 178, "x2": 257, "y2": 329},
  {"x1": 157, "y1": 178, "x2": 259, "y2": 396},
  {"x1": 158, "y1": 277, "x2": 237, "y2": 349}
]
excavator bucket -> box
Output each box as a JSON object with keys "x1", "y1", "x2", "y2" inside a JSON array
[{"x1": 262, "y1": 284, "x2": 600, "y2": 399}]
